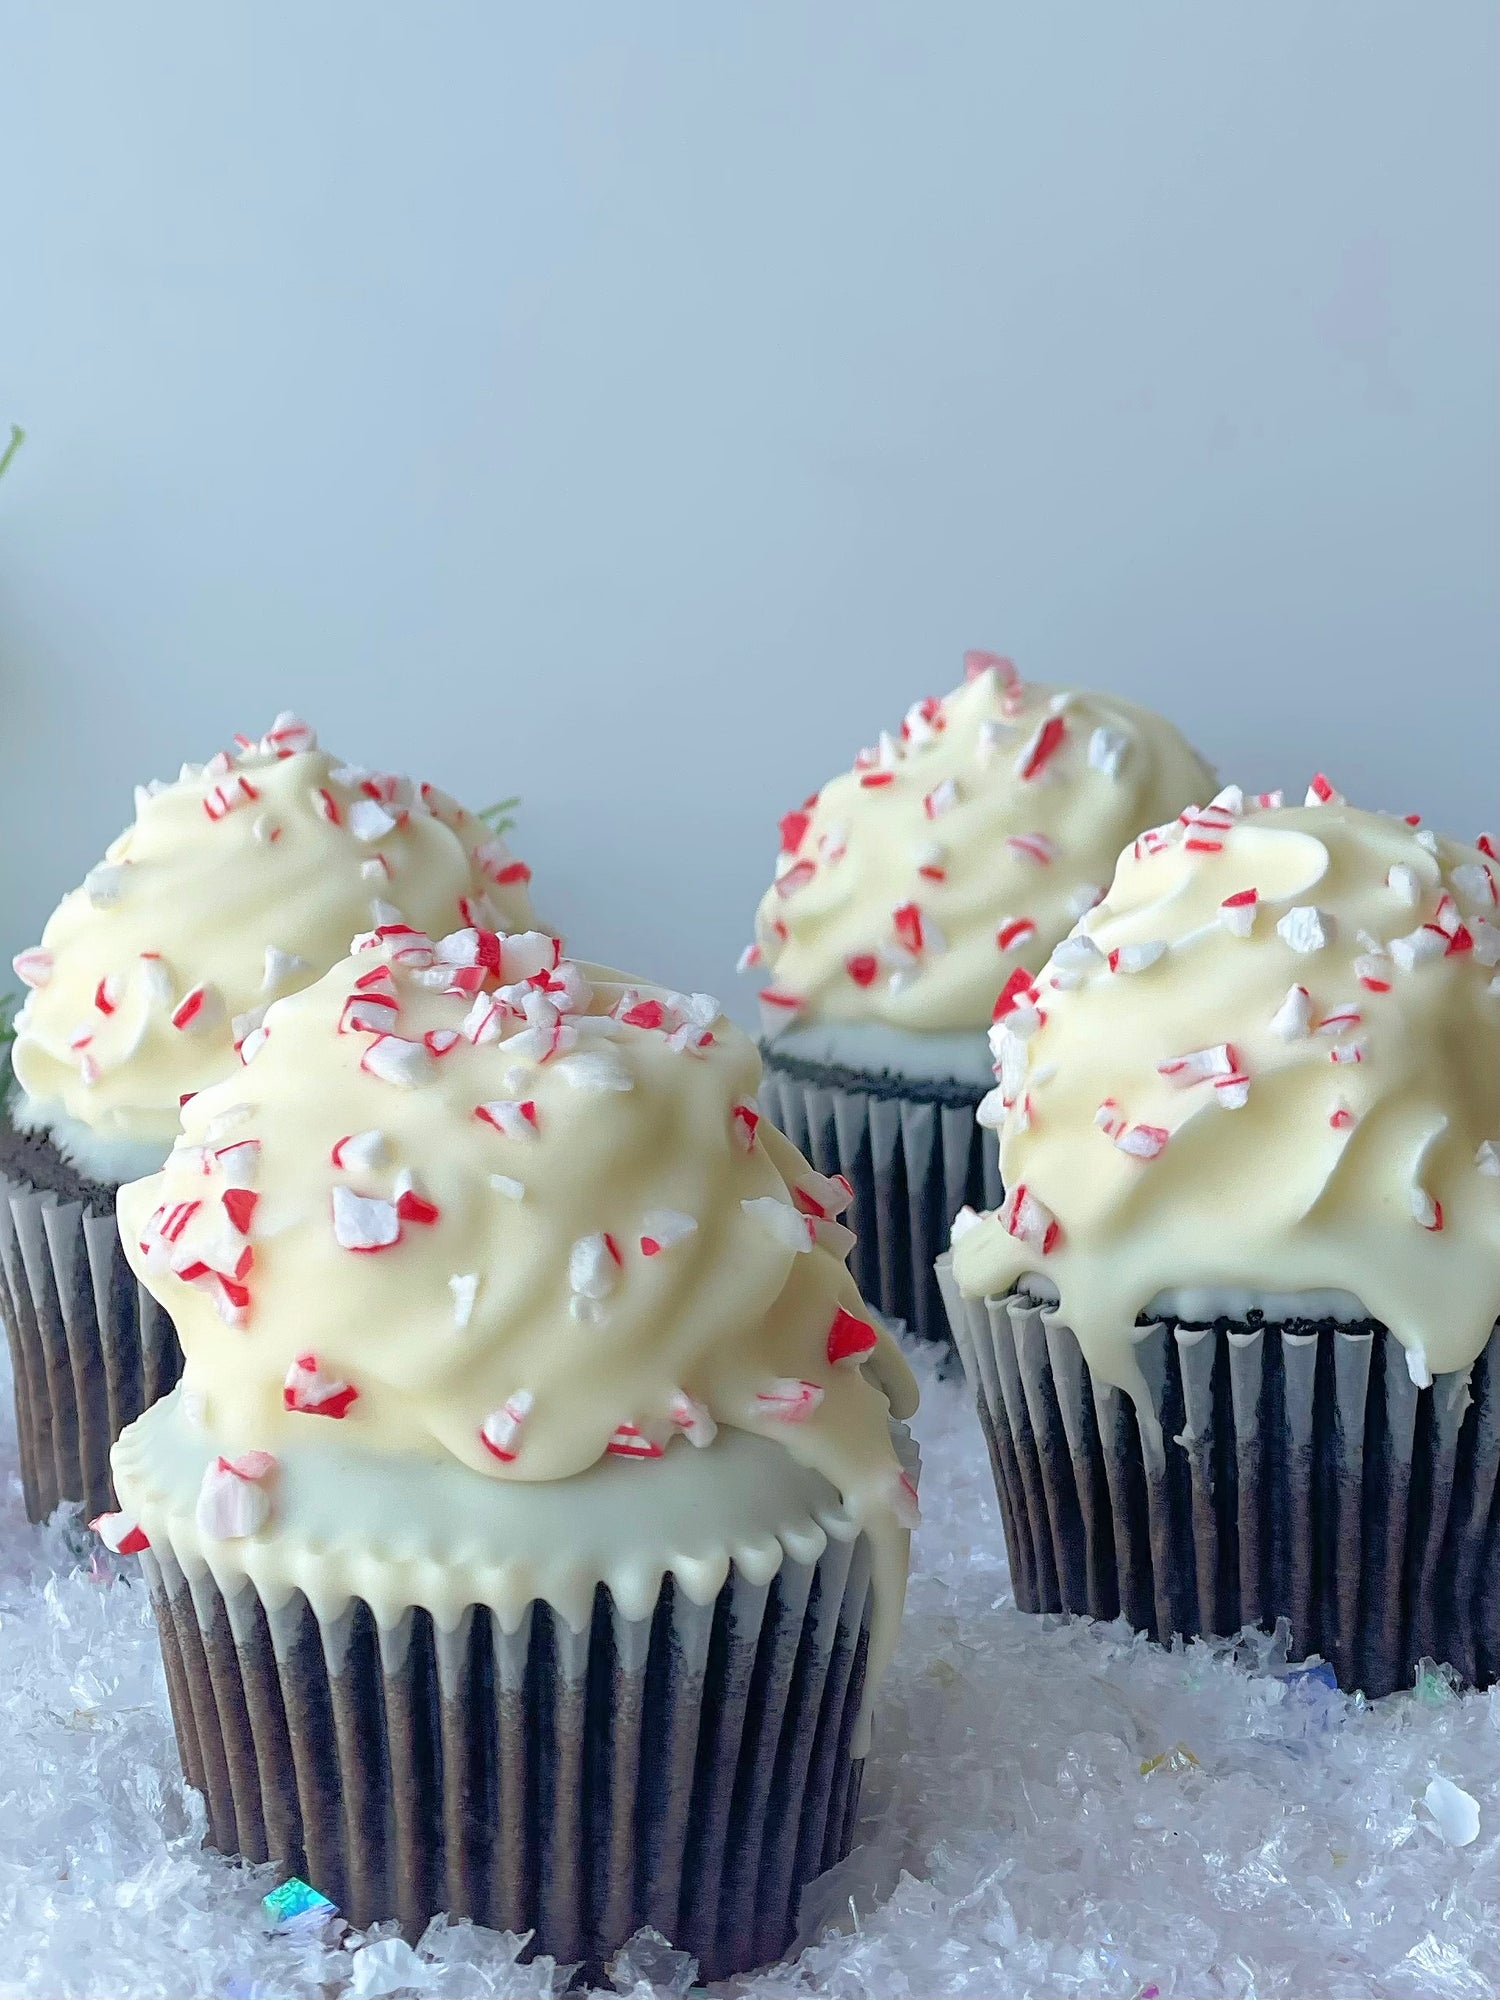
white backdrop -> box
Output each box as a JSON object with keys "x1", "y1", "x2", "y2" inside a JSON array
[{"x1": 1, "y1": 1, "x2": 1495, "y2": 1024}]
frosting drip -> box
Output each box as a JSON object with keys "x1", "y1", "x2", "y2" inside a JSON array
[
  {"x1": 950, "y1": 794, "x2": 1500, "y2": 1396},
  {"x1": 746, "y1": 656, "x2": 1213, "y2": 1035},
  {"x1": 11, "y1": 716, "x2": 533, "y2": 1154}
]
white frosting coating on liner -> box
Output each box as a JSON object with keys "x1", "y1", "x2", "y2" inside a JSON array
[
  {"x1": 10, "y1": 716, "x2": 533, "y2": 1164},
  {"x1": 749, "y1": 658, "x2": 1213, "y2": 1036},
  {"x1": 951, "y1": 797, "x2": 1500, "y2": 1402},
  {"x1": 111, "y1": 937, "x2": 917, "y2": 1736},
  {"x1": 115, "y1": 1388, "x2": 893, "y2": 1638}
]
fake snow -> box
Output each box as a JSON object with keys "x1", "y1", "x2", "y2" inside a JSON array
[{"x1": 0, "y1": 1343, "x2": 1494, "y2": 1998}]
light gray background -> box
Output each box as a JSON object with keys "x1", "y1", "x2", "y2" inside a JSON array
[{"x1": 1, "y1": 2, "x2": 1495, "y2": 1023}]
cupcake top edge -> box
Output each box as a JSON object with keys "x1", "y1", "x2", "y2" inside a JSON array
[
  {"x1": 9, "y1": 714, "x2": 534, "y2": 1161},
  {"x1": 743, "y1": 655, "x2": 1215, "y2": 1039},
  {"x1": 949, "y1": 789, "x2": 1500, "y2": 1393}
]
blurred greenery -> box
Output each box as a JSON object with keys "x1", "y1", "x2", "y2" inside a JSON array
[{"x1": 479, "y1": 795, "x2": 520, "y2": 836}]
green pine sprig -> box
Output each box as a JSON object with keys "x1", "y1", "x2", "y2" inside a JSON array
[
  {"x1": 0, "y1": 425, "x2": 24, "y2": 483},
  {"x1": 479, "y1": 795, "x2": 521, "y2": 836}
]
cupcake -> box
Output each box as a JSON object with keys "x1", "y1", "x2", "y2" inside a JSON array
[
  {"x1": 1, "y1": 715, "x2": 534, "y2": 1521},
  {"x1": 744, "y1": 652, "x2": 1212, "y2": 1343},
  {"x1": 938, "y1": 784, "x2": 1500, "y2": 1694},
  {"x1": 101, "y1": 928, "x2": 918, "y2": 1981}
]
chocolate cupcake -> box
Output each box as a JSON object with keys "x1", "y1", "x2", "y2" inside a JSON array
[
  {"x1": 2, "y1": 715, "x2": 535, "y2": 1520},
  {"x1": 939, "y1": 784, "x2": 1500, "y2": 1694},
  {"x1": 101, "y1": 929, "x2": 918, "y2": 1981},
  {"x1": 743, "y1": 652, "x2": 1212, "y2": 1343}
]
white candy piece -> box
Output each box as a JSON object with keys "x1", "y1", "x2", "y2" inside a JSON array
[
  {"x1": 262, "y1": 946, "x2": 311, "y2": 993},
  {"x1": 331, "y1": 1186, "x2": 400, "y2": 1251},
  {"x1": 949, "y1": 1204, "x2": 982, "y2": 1242},
  {"x1": 1405, "y1": 1341, "x2": 1433, "y2": 1389},
  {"x1": 740, "y1": 1197, "x2": 814, "y2": 1253},
  {"x1": 195, "y1": 1458, "x2": 272, "y2": 1541},
  {"x1": 568, "y1": 1232, "x2": 621, "y2": 1300},
  {"x1": 449, "y1": 1273, "x2": 479, "y2": 1329},
  {"x1": 1051, "y1": 936, "x2": 1104, "y2": 978},
  {"x1": 1389, "y1": 927, "x2": 1445, "y2": 974},
  {"x1": 476, "y1": 1100, "x2": 537, "y2": 1139},
  {"x1": 1449, "y1": 861, "x2": 1497, "y2": 909},
  {"x1": 489, "y1": 1174, "x2": 526, "y2": 1200},
  {"x1": 349, "y1": 799, "x2": 398, "y2": 842},
  {"x1": 84, "y1": 863, "x2": 127, "y2": 907},
  {"x1": 501, "y1": 932, "x2": 560, "y2": 981},
  {"x1": 639, "y1": 1208, "x2": 698, "y2": 1255},
  {"x1": 1471, "y1": 922, "x2": 1500, "y2": 967},
  {"x1": 1475, "y1": 1141, "x2": 1500, "y2": 1177},
  {"x1": 1386, "y1": 863, "x2": 1421, "y2": 906},
  {"x1": 1270, "y1": 985, "x2": 1313, "y2": 1040},
  {"x1": 975, "y1": 1087, "x2": 1008, "y2": 1131},
  {"x1": 1066, "y1": 882, "x2": 1104, "y2": 919},
  {"x1": 333, "y1": 1129, "x2": 387, "y2": 1172},
  {"x1": 480, "y1": 1392, "x2": 533, "y2": 1460},
  {"x1": 1276, "y1": 906, "x2": 1332, "y2": 954},
  {"x1": 668, "y1": 1391, "x2": 718, "y2": 1448},
  {"x1": 753, "y1": 1377, "x2": 825, "y2": 1421},
  {"x1": 360, "y1": 1035, "x2": 434, "y2": 1087},
  {"x1": 553, "y1": 1049, "x2": 633, "y2": 1092},
  {"x1": 1110, "y1": 940, "x2": 1167, "y2": 975},
  {"x1": 1087, "y1": 726, "x2": 1127, "y2": 778}
]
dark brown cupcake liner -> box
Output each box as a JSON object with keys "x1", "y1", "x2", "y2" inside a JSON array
[
  {"x1": 758, "y1": 1046, "x2": 998, "y2": 1347},
  {"x1": 937, "y1": 1260, "x2": 1500, "y2": 1696},
  {"x1": 139, "y1": 1527, "x2": 876, "y2": 1984},
  {"x1": 0, "y1": 1135, "x2": 181, "y2": 1522}
]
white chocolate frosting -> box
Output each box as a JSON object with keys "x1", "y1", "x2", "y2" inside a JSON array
[
  {"x1": 950, "y1": 790, "x2": 1500, "y2": 1400},
  {"x1": 746, "y1": 655, "x2": 1213, "y2": 1037},
  {"x1": 10, "y1": 716, "x2": 533, "y2": 1169},
  {"x1": 109, "y1": 931, "x2": 917, "y2": 1729}
]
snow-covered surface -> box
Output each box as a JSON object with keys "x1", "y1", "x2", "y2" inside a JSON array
[{"x1": 0, "y1": 1342, "x2": 1495, "y2": 1999}]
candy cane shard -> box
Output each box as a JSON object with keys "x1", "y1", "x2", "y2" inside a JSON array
[
  {"x1": 1474, "y1": 1140, "x2": 1500, "y2": 1175},
  {"x1": 1305, "y1": 772, "x2": 1344, "y2": 806},
  {"x1": 331, "y1": 1187, "x2": 401, "y2": 1252},
  {"x1": 331, "y1": 1129, "x2": 388, "y2": 1172},
  {"x1": 889, "y1": 1467, "x2": 922, "y2": 1532},
  {"x1": 1066, "y1": 882, "x2": 1105, "y2": 919},
  {"x1": 263, "y1": 946, "x2": 311, "y2": 993},
  {"x1": 1386, "y1": 863, "x2": 1421, "y2": 906},
  {"x1": 196, "y1": 1454, "x2": 275, "y2": 1541},
  {"x1": 283, "y1": 1353, "x2": 359, "y2": 1418},
  {"x1": 1014, "y1": 714, "x2": 1066, "y2": 782},
  {"x1": 1389, "y1": 926, "x2": 1445, "y2": 974},
  {"x1": 360, "y1": 1035, "x2": 434, "y2": 1087},
  {"x1": 846, "y1": 951, "x2": 880, "y2": 986},
  {"x1": 222, "y1": 1188, "x2": 259, "y2": 1235},
  {"x1": 569, "y1": 1232, "x2": 623, "y2": 1301},
  {"x1": 90, "y1": 1510, "x2": 150, "y2": 1555},
  {"x1": 1214, "y1": 1072, "x2": 1251, "y2": 1108},
  {"x1": 1006, "y1": 832, "x2": 1055, "y2": 866},
  {"x1": 605, "y1": 1424, "x2": 664, "y2": 1459},
  {"x1": 84, "y1": 863, "x2": 127, "y2": 907},
  {"x1": 1410, "y1": 1187, "x2": 1444, "y2": 1232},
  {"x1": 1087, "y1": 726, "x2": 1127, "y2": 778},
  {"x1": 774, "y1": 859, "x2": 817, "y2": 899},
  {"x1": 553, "y1": 1049, "x2": 633, "y2": 1092},
  {"x1": 1276, "y1": 907, "x2": 1332, "y2": 954},
  {"x1": 1219, "y1": 889, "x2": 1258, "y2": 937},
  {"x1": 827, "y1": 1305, "x2": 879, "y2": 1367},
  {"x1": 1107, "y1": 940, "x2": 1168, "y2": 975},
  {"x1": 736, "y1": 943, "x2": 763, "y2": 973},
  {"x1": 753, "y1": 1378, "x2": 825, "y2": 1422},
  {"x1": 480, "y1": 1392, "x2": 534, "y2": 1463},
  {"x1": 1116, "y1": 1124, "x2": 1169, "y2": 1160},
  {"x1": 489, "y1": 1174, "x2": 526, "y2": 1200},
  {"x1": 996, "y1": 917, "x2": 1037, "y2": 954},
  {"x1": 668, "y1": 1392, "x2": 717, "y2": 1448},
  {"x1": 999, "y1": 1183, "x2": 1060, "y2": 1253},
  {"x1": 1157, "y1": 1045, "x2": 1237, "y2": 1087},
  {"x1": 730, "y1": 1102, "x2": 760, "y2": 1150},
  {"x1": 12, "y1": 947, "x2": 53, "y2": 988},
  {"x1": 950, "y1": 1204, "x2": 982, "y2": 1242},
  {"x1": 923, "y1": 777, "x2": 959, "y2": 819},
  {"x1": 740, "y1": 1197, "x2": 815, "y2": 1252},
  {"x1": 639, "y1": 1208, "x2": 697, "y2": 1256},
  {"x1": 1354, "y1": 955, "x2": 1392, "y2": 992},
  {"x1": 1329, "y1": 1101, "x2": 1356, "y2": 1131},
  {"x1": 171, "y1": 984, "x2": 226, "y2": 1034},
  {"x1": 1269, "y1": 984, "x2": 1313, "y2": 1039},
  {"x1": 449, "y1": 1273, "x2": 479, "y2": 1329}
]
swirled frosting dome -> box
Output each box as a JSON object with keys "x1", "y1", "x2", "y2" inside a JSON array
[
  {"x1": 746, "y1": 653, "x2": 1213, "y2": 1037},
  {"x1": 112, "y1": 925, "x2": 917, "y2": 1550},
  {"x1": 9, "y1": 715, "x2": 533, "y2": 1171},
  {"x1": 950, "y1": 786, "x2": 1500, "y2": 1396}
]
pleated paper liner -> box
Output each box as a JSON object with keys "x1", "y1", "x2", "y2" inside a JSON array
[
  {"x1": 0, "y1": 1128, "x2": 181, "y2": 1522},
  {"x1": 936, "y1": 1260, "x2": 1500, "y2": 1696},
  {"x1": 758, "y1": 1045, "x2": 999, "y2": 1348},
  {"x1": 140, "y1": 1532, "x2": 876, "y2": 1986}
]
